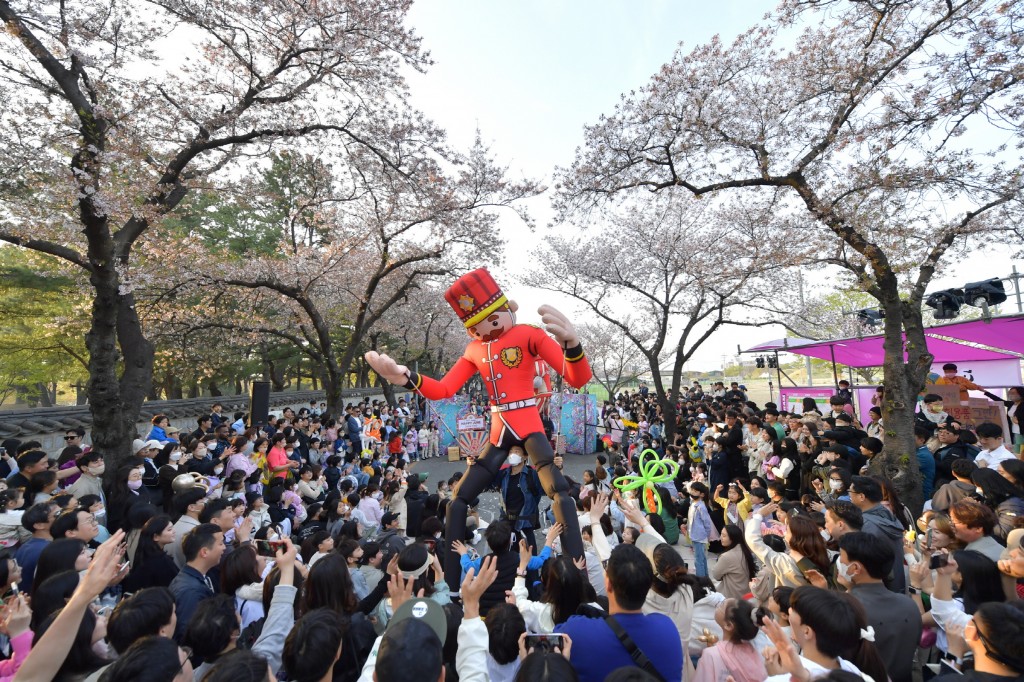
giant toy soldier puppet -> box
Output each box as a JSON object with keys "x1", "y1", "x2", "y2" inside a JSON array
[{"x1": 365, "y1": 268, "x2": 592, "y2": 589}]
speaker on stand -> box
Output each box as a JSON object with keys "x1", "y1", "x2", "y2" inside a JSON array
[{"x1": 249, "y1": 381, "x2": 271, "y2": 428}]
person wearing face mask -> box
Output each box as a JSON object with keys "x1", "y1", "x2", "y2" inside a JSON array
[
  {"x1": 837, "y1": 532, "x2": 921, "y2": 682},
  {"x1": 158, "y1": 447, "x2": 191, "y2": 513},
  {"x1": 917, "y1": 394, "x2": 955, "y2": 447},
  {"x1": 67, "y1": 452, "x2": 107, "y2": 507},
  {"x1": 106, "y1": 464, "x2": 155, "y2": 533},
  {"x1": 491, "y1": 445, "x2": 543, "y2": 555}
]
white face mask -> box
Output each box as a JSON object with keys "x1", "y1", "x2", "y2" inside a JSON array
[
  {"x1": 976, "y1": 487, "x2": 985, "y2": 496},
  {"x1": 836, "y1": 558, "x2": 854, "y2": 582},
  {"x1": 373, "y1": 491, "x2": 383, "y2": 501},
  {"x1": 820, "y1": 528, "x2": 832, "y2": 542},
  {"x1": 89, "y1": 463, "x2": 106, "y2": 476},
  {"x1": 214, "y1": 466, "x2": 224, "y2": 475},
  {"x1": 170, "y1": 451, "x2": 182, "y2": 461},
  {"x1": 829, "y1": 479, "x2": 843, "y2": 491},
  {"x1": 507, "y1": 454, "x2": 523, "y2": 467}
]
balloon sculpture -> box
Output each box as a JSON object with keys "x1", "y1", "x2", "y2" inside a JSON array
[
  {"x1": 364, "y1": 267, "x2": 592, "y2": 590},
  {"x1": 613, "y1": 449, "x2": 680, "y2": 514}
]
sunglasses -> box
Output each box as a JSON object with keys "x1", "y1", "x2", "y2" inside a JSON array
[{"x1": 64, "y1": 436, "x2": 79, "y2": 441}]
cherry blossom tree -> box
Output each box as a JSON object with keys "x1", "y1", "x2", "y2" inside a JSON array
[
  {"x1": 0, "y1": 0, "x2": 499, "y2": 464},
  {"x1": 529, "y1": 192, "x2": 795, "y2": 441},
  {"x1": 555, "y1": 0, "x2": 1024, "y2": 508},
  {"x1": 576, "y1": 320, "x2": 648, "y2": 399},
  {"x1": 192, "y1": 134, "x2": 537, "y2": 414}
]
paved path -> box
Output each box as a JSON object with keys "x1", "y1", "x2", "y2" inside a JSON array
[{"x1": 407, "y1": 451, "x2": 698, "y2": 567}]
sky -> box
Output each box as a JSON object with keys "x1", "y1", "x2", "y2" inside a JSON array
[{"x1": 402, "y1": 1, "x2": 1018, "y2": 372}]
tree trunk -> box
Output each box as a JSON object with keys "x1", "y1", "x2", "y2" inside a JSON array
[
  {"x1": 268, "y1": 361, "x2": 285, "y2": 391},
  {"x1": 323, "y1": 369, "x2": 344, "y2": 416},
  {"x1": 168, "y1": 375, "x2": 184, "y2": 400},
  {"x1": 378, "y1": 375, "x2": 397, "y2": 407},
  {"x1": 85, "y1": 253, "x2": 138, "y2": 468},
  {"x1": 207, "y1": 380, "x2": 222, "y2": 397},
  {"x1": 34, "y1": 383, "x2": 54, "y2": 407},
  {"x1": 868, "y1": 292, "x2": 928, "y2": 515}
]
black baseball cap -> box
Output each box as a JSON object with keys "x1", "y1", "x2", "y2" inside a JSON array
[{"x1": 375, "y1": 607, "x2": 445, "y2": 682}]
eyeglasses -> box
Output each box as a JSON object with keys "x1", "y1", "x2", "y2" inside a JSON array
[{"x1": 64, "y1": 436, "x2": 79, "y2": 441}]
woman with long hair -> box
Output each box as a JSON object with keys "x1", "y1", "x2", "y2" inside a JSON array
[
  {"x1": 999, "y1": 458, "x2": 1024, "y2": 488},
  {"x1": 34, "y1": 606, "x2": 111, "y2": 681},
  {"x1": 508, "y1": 554, "x2": 600, "y2": 633},
  {"x1": 802, "y1": 397, "x2": 822, "y2": 416},
  {"x1": 762, "y1": 586, "x2": 888, "y2": 682},
  {"x1": 300, "y1": 552, "x2": 388, "y2": 682},
  {"x1": 32, "y1": 539, "x2": 89, "y2": 597},
  {"x1": 711, "y1": 524, "x2": 759, "y2": 600},
  {"x1": 1003, "y1": 385, "x2": 1023, "y2": 449},
  {"x1": 874, "y1": 476, "x2": 914, "y2": 530},
  {"x1": 745, "y1": 502, "x2": 828, "y2": 588},
  {"x1": 105, "y1": 463, "x2": 153, "y2": 532},
  {"x1": 971, "y1": 468, "x2": 1024, "y2": 541},
  {"x1": 220, "y1": 544, "x2": 267, "y2": 629},
  {"x1": 157, "y1": 443, "x2": 191, "y2": 513},
  {"x1": 123, "y1": 515, "x2": 178, "y2": 591},
  {"x1": 951, "y1": 550, "x2": 1007, "y2": 615}
]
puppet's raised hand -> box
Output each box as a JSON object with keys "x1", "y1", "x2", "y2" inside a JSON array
[
  {"x1": 538, "y1": 304, "x2": 580, "y2": 348},
  {"x1": 364, "y1": 351, "x2": 410, "y2": 386}
]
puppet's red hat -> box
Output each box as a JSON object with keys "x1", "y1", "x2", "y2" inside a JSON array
[{"x1": 444, "y1": 268, "x2": 508, "y2": 328}]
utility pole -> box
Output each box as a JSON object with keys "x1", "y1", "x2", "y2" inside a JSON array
[
  {"x1": 1011, "y1": 266, "x2": 1023, "y2": 313},
  {"x1": 797, "y1": 271, "x2": 813, "y2": 386}
]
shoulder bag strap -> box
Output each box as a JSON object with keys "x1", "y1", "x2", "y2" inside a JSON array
[{"x1": 603, "y1": 615, "x2": 668, "y2": 682}]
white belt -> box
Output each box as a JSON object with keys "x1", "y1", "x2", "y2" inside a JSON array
[{"x1": 490, "y1": 398, "x2": 537, "y2": 413}]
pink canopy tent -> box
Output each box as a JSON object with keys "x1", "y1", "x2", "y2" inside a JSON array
[
  {"x1": 925, "y1": 316, "x2": 1024, "y2": 357},
  {"x1": 744, "y1": 315, "x2": 1024, "y2": 367}
]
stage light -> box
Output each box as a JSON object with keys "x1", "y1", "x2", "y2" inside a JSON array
[
  {"x1": 925, "y1": 288, "x2": 964, "y2": 320},
  {"x1": 854, "y1": 308, "x2": 884, "y2": 326},
  {"x1": 756, "y1": 356, "x2": 765, "y2": 369},
  {"x1": 963, "y1": 278, "x2": 1007, "y2": 307}
]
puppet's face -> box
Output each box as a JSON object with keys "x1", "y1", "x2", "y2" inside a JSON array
[{"x1": 467, "y1": 306, "x2": 516, "y2": 342}]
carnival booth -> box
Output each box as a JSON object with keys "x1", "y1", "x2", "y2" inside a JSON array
[{"x1": 744, "y1": 315, "x2": 1024, "y2": 437}]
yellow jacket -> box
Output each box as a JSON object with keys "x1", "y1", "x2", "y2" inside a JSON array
[{"x1": 714, "y1": 491, "x2": 753, "y2": 524}]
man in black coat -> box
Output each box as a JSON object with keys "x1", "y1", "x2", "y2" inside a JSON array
[{"x1": 715, "y1": 411, "x2": 745, "y2": 481}]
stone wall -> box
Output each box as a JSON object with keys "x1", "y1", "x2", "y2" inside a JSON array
[{"x1": 0, "y1": 389, "x2": 382, "y2": 454}]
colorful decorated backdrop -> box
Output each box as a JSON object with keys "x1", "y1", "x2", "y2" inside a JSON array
[
  {"x1": 549, "y1": 392, "x2": 599, "y2": 455},
  {"x1": 425, "y1": 395, "x2": 474, "y2": 452}
]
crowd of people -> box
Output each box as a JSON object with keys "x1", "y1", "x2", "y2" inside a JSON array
[{"x1": 0, "y1": 378, "x2": 1019, "y2": 682}]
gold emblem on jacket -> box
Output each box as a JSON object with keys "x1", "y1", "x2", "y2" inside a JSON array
[{"x1": 500, "y1": 347, "x2": 523, "y2": 369}]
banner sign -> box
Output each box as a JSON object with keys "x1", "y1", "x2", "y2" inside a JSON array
[{"x1": 456, "y1": 415, "x2": 486, "y2": 431}]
